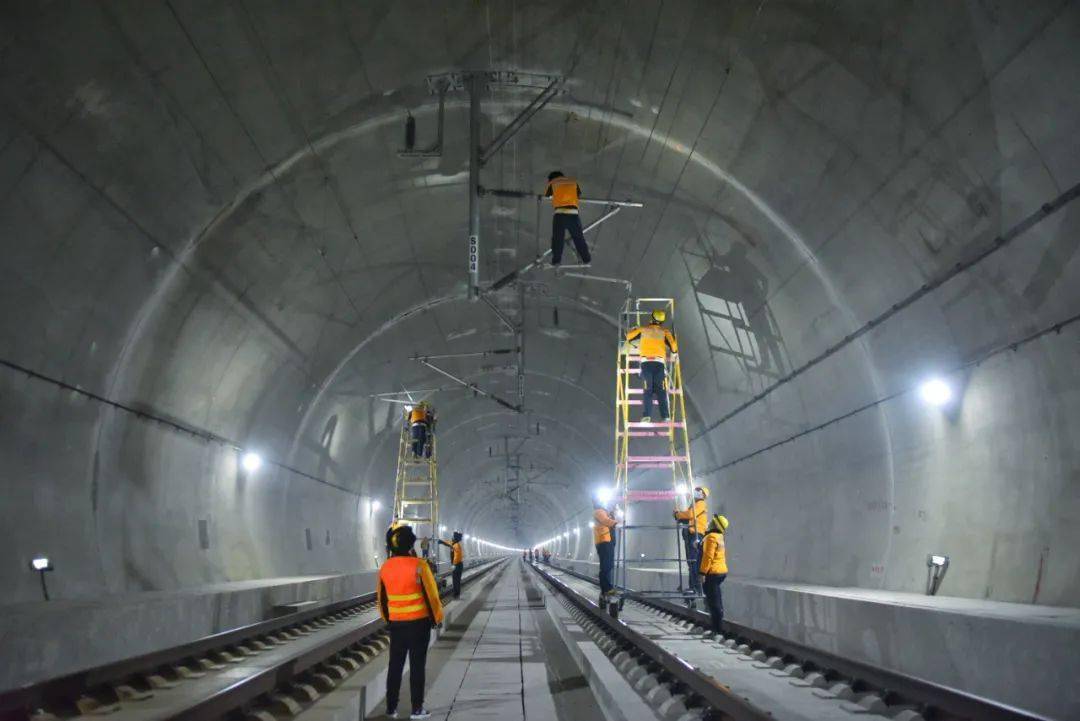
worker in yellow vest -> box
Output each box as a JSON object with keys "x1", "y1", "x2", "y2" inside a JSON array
[
  {"x1": 698, "y1": 514, "x2": 730, "y2": 634},
  {"x1": 544, "y1": 171, "x2": 591, "y2": 266},
  {"x1": 592, "y1": 495, "x2": 619, "y2": 603},
  {"x1": 673, "y1": 486, "x2": 709, "y2": 595},
  {"x1": 377, "y1": 525, "x2": 443, "y2": 719},
  {"x1": 408, "y1": 402, "x2": 432, "y2": 459},
  {"x1": 438, "y1": 531, "x2": 464, "y2": 598},
  {"x1": 626, "y1": 309, "x2": 678, "y2": 422}
]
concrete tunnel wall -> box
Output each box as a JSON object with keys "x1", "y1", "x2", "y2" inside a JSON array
[{"x1": 1, "y1": 1, "x2": 1079, "y2": 612}]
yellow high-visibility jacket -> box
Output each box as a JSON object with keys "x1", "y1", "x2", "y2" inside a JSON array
[
  {"x1": 544, "y1": 176, "x2": 581, "y2": 212},
  {"x1": 451, "y1": 541, "x2": 463, "y2": 565},
  {"x1": 698, "y1": 531, "x2": 728, "y2": 575},
  {"x1": 674, "y1": 499, "x2": 708, "y2": 535},
  {"x1": 593, "y1": 508, "x2": 618, "y2": 544},
  {"x1": 626, "y1": 323, "x2": 678, "y2": 360},
  {"x1": 409, "y1": 407, "x2": 428, "y2": 425}
]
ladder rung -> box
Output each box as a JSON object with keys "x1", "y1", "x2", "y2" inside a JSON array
[
  {"x1": 627, "y1": 421, "x2": 685, "y2": 428},
  {"x1": 624, "y1": 387, "x2": 682, "y2": 394},
  {"x1": 402, "y1": 498, "x2": 434, "y2": 504},
  {"x1": 403, "y1": 480, "x2": 432, "y2": 485},
  {"x1": 620, "y1": 431, "x2": 670, "y2": 437},
  {"x1": 618, "y1": 400, "x2": 642, "y2": 405},
  {"x1": 626, "y1": 455, "x2": 689, "y2": 462}
]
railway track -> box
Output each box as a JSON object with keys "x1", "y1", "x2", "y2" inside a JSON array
[
  {"x1": 529, "y1": 560, "x2": 1053, "y2": 721},
  {"x1": 0, "y1": 558, "x2": 507, "y2": 721}
]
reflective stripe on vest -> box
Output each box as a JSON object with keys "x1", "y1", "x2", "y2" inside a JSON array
[{"x1": 380, "y1": 557, "x2": 432, "y2": 621}]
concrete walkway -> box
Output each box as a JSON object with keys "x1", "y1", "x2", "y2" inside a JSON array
[{"x1": 375, "y1": 562, "x2": 604, "y2": 720}]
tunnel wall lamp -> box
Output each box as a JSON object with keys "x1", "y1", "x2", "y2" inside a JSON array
[
  {"x1": 918, "y1": 378, "x2": 953, "y2": 407},
  {"x1": 29, "y1": 557, "x2": 54, "y2": 601},
  {"x1": 926, "y1": 554, "x2": 950, "y2": 595},
  {"x1": 241, "y1": 452, "x2": 263, "y2": 473}
]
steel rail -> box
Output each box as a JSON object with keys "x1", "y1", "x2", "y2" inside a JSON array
[
  {"x1": 0, "y1": 558, "x2": 506, "y2": 720},
  {"x1": 529, "y1": 562, "x2": 774, "y2": 721},
  {"x1": 543, "y1": 561, "x2": 1054, "y2": 721}
]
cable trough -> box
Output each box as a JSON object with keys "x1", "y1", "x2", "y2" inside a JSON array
[
  {"x1": 0, "y1": 559, "x2": 507, "y2": 721},
  {"x1": 529, "y1": 561, "x2": 1053, "y2": 721}
]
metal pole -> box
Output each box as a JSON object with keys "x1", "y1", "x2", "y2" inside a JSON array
[{"x1": 468, "y1": 74, "x2": 482, "y2": 298}]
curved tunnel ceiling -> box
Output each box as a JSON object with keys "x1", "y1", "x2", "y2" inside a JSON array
[{"x1": 2, "y1": 1, "x2": 1079, "y2": 606}]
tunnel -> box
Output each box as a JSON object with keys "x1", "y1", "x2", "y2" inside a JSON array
[{"x1": 1, "y1": 2, "x2": 1078, "y2": 720}]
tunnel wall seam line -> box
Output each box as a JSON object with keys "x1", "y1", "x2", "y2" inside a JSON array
[
  {"x1": 692, "y1": 180, "x2": 1080, "y2": 442},
  {"x1": 696, "y1": 307, "x2": 1080, "y2": 476},
  {"x1": 0, "y1": 355, "x2": 361, "y2": 498}
]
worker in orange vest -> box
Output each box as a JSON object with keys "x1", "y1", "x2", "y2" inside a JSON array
[
  {"x1": 626, "y1": 309, "x2": 678, "y2": 422},
  {"x1": 592, "y1": 495, "x2": 619, "y2": 604},
  {"x1": 544, "y1": 171, "x2": 591, "y2": 267},
  {"x1": 438, "y1": 531, "x2": 464, "y2": 598},
  {"x1": 407, "y1": 402, "x2": 432, "y2": 459},
  {"x1": 377, "y1": 525, "x2": 443, "y2": 719},
  {"x1": 673, "y1": 486, "x2": 709, "y2": 595}
]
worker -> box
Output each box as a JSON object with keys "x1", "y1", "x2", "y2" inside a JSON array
[
  {"x1": 542, "y1": 547, "x2": 551, "y2": 564},
  {"x1": 438, "y1": 531, "x2": 464, "y2": 599},
  {"x1": 408, "y1": 402, "x2": 431, "y2": 459},
  {"x1": 420, "y1": 535, "x2": 431, "y2": 559},
  {"x1": 626, "y1": 309, "x2": 678, "y2": 422},
  {"x1": 592, "y1": 496, "x2": 619, "y2": 604},
  {"x1": 544, "y1": 171, "x2": 591, "y2": 267},
  {"x1": 377, "y1": 524, "x2": 443, "y2": 720},
  {"x1": 699, "y1": 514, "x2": 730, "y2": 634},
  {"x1": 673, "y1": 486, "x2": 709, "y2": 594}
]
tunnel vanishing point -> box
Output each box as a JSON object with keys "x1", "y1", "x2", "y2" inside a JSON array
[{"x1": 1, "y1": 2, "x2": 1079, "y2": 720}]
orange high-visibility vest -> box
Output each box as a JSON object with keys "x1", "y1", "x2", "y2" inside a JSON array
[
  {"x1": 409, "y1": 407, "x2": 428, "y2": 425},
  {"x1": 377, "y1": 556, "x2": 444, "y2": 623},
  {"x1": 451, "y1": 541, "x2": 463, "y2": 565},
  {"x1": 626, "y1": 323, "x2": 678, "y2": 360},
  {"x1": 699, "y1": 531, "x2": 728, "y2": 575},
  {"x1": 593, "y1": 508, "x2": 617, "y2": 544},
  {"x1": 545, "y1": 176, "x2": 581, "y2": 210}
]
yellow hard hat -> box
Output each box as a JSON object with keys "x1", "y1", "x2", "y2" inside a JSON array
[
  {"x1": 695, "y1": 486, "x2": 709, "y2": 498},
  {"x1": 711, "y1": 514, "x2": 729, "y2": 532},
  {"x1": 651, "y1": 309, "x2": 666, "y2": 323}
]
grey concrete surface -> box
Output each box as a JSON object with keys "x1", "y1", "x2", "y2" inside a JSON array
[
  {"x1": 552, "y1": 558, "x2": 1080, "y2": 720},
  {"x1": 1, "y1": 0, "x2": 1079, "y2": 711}
]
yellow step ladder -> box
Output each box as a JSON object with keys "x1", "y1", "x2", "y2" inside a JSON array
[{"x1": 391, "y1": 410, "x2": 440, "y2": 568}]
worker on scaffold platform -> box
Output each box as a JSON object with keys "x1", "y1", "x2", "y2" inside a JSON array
[
  {"x1": 626, "y1": 309, "x2": 678, "y2": 422},
  {"x1": 407, "y1": 402, "x2": 433, "y2": 459},
  {"x1": 544, "y1": 171, "x2": 591, "y2": 267},
  {"x1": 674, "y1": 486, "x2": 709, "y2": 595}
]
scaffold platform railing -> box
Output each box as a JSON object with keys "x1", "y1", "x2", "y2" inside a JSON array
[{"x1": 611, "y1": 297, "x2": 700, "y2": 612}]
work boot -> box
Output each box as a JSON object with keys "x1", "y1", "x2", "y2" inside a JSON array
[
  {"x1": 641, "y1": 416, "x2": 651, "y2": 423},
  {"x1": 411, "y1": 708, "x2": 432, "y2": 719}
]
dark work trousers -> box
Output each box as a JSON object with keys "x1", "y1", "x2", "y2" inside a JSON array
[
  {"x1": 702, "y1": 574, "x2": 726, "y2": 633},
  {"x1": 410, "y1": 423, "x2": 427, "y2": 458},
  {"x1": 452, "y1": 562, "x2": 463, "y2": 598},
  {"x1": 683, "y1": 533, "x2": 702, "y2": 593},
  {"x1": 551, "y1": 213, "x2": 591, "y2": 265},
  {"x1": 386, "y1": 619, "x2": 432, "y2": 712},
  {"x1": 640, "y1": 360, "x2": 669, "y2": 419},
  {"x1": 596, "y1": 540, "x2": 615, "y2": 596}
]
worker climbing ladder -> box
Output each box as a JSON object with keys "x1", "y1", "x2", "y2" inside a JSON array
[
  {"x1": 391, "y1": 408, "x2": 440, "y2": 570},
  {"x1": 609, "y1": 298, "x2": 697, "y2": 618}
]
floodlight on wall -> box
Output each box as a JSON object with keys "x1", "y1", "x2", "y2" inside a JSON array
[
  {"x1": 594, "y1": 486, "x2": 613, "y2": 504},
  {"x1": 439, "y1": 525, "x2": 447, "y2": 532},
  {"x1": 241, "y1": 452, "x2": 263, "y2": 473},
  {"x1": 919, "y1": 378, "x2": 953, "y2": 407},
  {"x1": 573, "y1": 527, "x2": 580, "y2": 535},
  {"x1": 675, "y1": 483, "x2": 689, "y2": 496},
  {"x1": 371, "y1": 500, "x2": 382, "y2": 513},
  {"x1": 926, "y1": 553, "x2": 950, "y2": 596},
  {"x1": 29, "y1": 557, "x2": 53, "y2": 601}
]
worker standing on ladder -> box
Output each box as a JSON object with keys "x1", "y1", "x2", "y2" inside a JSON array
[
  {"x1": 377, "y1": 525, "x2": 442, "y2": 720},
  {"x1": 408, "y1": 402, "x2": 431, "y2": 459},
  {"x1": 438, "y1": 531, "x2": 463, "y2": 599},
  {"x1": 592, "y1": 495, "x2": 619, "y2": 605},
  {"x1": 673, "y1": 486, "x2": 709, "y2": 595},
  {"x1": 626, "y1": 309, "x2": 678, "y2": 422},
  {"x1": 544, "y1": 171, "x2": 591, "y2": 267},
  {"x1": 699, "y1": 514, "x2": 730, "y2": 633}
]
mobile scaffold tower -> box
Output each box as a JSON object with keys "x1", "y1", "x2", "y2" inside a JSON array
[
  {"x1": 610, "y1": 297, "x2": 697, "y2": 617},
  {"x1": 391, "y1": 410, "x2": 440, "y2": 570}
]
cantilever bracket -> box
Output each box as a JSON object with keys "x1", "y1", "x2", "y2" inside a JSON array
[
  {"x1": 479, "y1": 78, "x2": 562, "y2": 165},
  {"x1": 413, "y1": 358, "x2": 523, "y2": 413}
]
